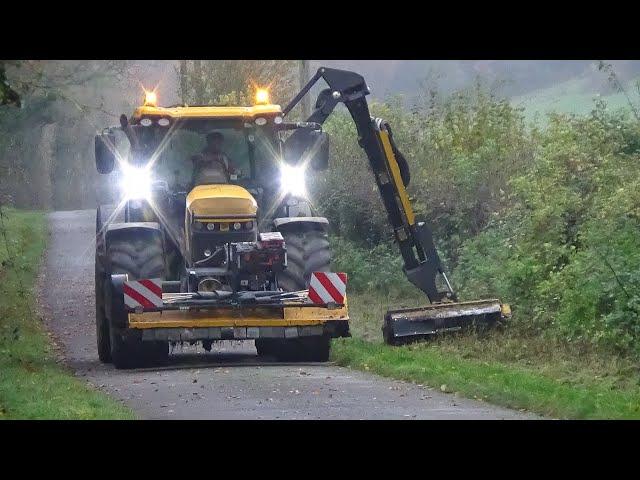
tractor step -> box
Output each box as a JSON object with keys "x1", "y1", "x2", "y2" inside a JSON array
[{"x1": 382, "y1": 299, "x2": 509, "y2": 345}]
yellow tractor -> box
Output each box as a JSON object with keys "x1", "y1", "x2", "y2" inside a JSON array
[{"x1": 94, "y1": 67, "x2": 508, "y2": 369}]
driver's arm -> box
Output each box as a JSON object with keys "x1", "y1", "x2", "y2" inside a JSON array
[
  {"x1": 222, "y1": 154, "x2": 236, "y2": 176},
  {"x1": 190, "y1": 154, "x2": 204, "y2": 188}
]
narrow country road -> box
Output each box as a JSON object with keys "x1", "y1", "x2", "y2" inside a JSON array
[{"x1": 39, "y1": 210, "x2": 537, "y2": 420}]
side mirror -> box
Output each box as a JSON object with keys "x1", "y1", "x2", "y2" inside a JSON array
[
  {"x1": 95, "y1": 133, "x2": 116, "y2": 174},
  {"x1": 283, "y1": 129, "x2": 330, "y2": 171},
  {"x1": 310, "y1": 131, "x2": 329, "y2": 171}
]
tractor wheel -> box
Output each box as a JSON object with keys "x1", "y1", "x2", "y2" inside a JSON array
[
  {"x1": 278, "y1": 227, "x2": 331, "y2": 292},
  {"x1": 107, "y1": 230, "x2": 169, "y2": 369},
  {"x1": 254, "y1": 338, "x2": 273, "y2": 358},
  {"x1": 257, "y1": 336, "x2": 330, "y2": 362},
  {"x1": 109, "y1": 328, "x2": 168, "y2": 370},
  {"x1": 270, "y1": 225, "x2": 332, "y2": 362},
  {"x1": 95, "y1": 205, "x2": 122, "y2": 363},
  {"x1": 95, "y1": 255, "x2": 111, "y2": 362},
  {"x1": 283, "y1": 336, "x2": 331, "y2": 362}
]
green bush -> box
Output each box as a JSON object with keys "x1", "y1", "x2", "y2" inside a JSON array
[
  {"x1": 315, "y1": 83, "x2": 640, "y2": 356},
  {"x1": 330, "y1": 236, "x2": 411, "y2": 295},
  {"x1": 456, "y1": 103, "x2": 640, "y2": 354}
]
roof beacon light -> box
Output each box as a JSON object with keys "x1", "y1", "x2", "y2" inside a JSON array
[
  {"x1": 255, "y1": 88, "x2": 270, "y2": 105},
  {"x1": 144, "y1": 90, "x2": 158, "y2": 106}
]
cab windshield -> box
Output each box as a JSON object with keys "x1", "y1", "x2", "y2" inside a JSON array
[{"x1": 136, "y1": 119, "x2": 280, "y2": 191}]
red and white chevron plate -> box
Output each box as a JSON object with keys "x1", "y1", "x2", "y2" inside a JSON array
[
  {"x1": 123, "y1": 278, "x2": 163, "y2": 309},
  {"x1": 308, "y1": 272, "x2": 348, "y2": 306}
]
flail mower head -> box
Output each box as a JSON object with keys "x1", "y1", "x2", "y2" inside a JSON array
[{"x1": 382, "y1": 299, "x2": 511, "y2": 345}]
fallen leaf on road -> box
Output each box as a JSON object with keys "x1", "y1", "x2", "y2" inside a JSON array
[{"x1": 440, "y1": 384, "x2": 448, "y2": 393}]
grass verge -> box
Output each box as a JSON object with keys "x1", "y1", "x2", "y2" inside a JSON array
[
  {"x1": 332, "y1": 292, "x2": 640, "y2": 419},
  {"x1": 0, "y1": 208, "x2": 133, "y2": 419}
]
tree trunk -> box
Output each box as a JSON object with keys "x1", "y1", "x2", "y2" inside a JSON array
[
  {"x1": 179, "y1": 60, "x2": 188, "y2": 104},
  {"x1": 193, "y1": 60, "x2": 204, "y2": 104},
  {"x1": 299, "y1": 60, "x2": 310, "y2": 120}
]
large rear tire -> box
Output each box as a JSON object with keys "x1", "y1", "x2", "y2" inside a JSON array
[
  {"x1": 278, "y1": 227, "x2": 331, "y2": 292},
  {"x1": 107, "y1": 229, "x2": 169, "y2": 369},
  {"x1": 109, "y1": 328, "x2": 169, "y2": 370},
  {"x1": 95, "y1": 206, "x2": 121, "y2": 363},
  {"x1": 95, "y1": 256, "x2": 111, "y2": 362},
  {"x1": 255, "y1": 337, "x2": 330, "y2": 362},
  {"x1": 264, "y1": 225, "x2": 332, "y2": 362}
]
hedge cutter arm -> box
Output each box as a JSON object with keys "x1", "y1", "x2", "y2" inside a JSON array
[{"x1": 284, "y1": 67, "x2": 508, "y2": 344}]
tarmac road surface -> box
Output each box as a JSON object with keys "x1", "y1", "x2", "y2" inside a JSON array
[{"x1": 40, "y1": 210, "x2": 538, "y2": 420}]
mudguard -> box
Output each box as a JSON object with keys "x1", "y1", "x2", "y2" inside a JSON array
[
  {"x1": 104, "y1": 222, "x2": 163, "y2": 249},
  {"x1": 273, "y1": 216, "x2": 329, "y2": 232}
]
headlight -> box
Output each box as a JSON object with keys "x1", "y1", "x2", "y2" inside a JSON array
[
  {"x1": 121, "y1": 165, "x2": 151, "y2": 200},
  {"x1": 280, "y1": 163, "x2": 307, "y2": 197}
]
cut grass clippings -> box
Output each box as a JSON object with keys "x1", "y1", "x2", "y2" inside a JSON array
[{"x1": 0, "y1": 208, "x2": 133, "y2": 419}]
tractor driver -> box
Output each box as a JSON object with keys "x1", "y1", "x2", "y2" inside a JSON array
[{"x1": 191, "y1": 132, "x2": 236, "y2": 186}]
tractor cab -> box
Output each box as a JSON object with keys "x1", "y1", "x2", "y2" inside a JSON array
[
  {"x1": 95, "y1": 89, "x2": 333, "y2": 295},
  {"x1": 95, "y1": 90, "x2": 328, "y2": 220}
]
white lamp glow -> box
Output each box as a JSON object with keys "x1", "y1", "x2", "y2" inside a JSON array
[
  {"x1": 120, "y1": 164, "x2": 152, "y2": 200},
  {"x1": 280, "y1": 163, "x2": 307, "y2": 197}
]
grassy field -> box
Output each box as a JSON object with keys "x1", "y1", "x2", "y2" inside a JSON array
[
  {"x1": 332, "y1": 292, "x2": 640, "y2": 419},
  {"x1": 513, "y1": 75, "x2": 640, "y2": 123},
  {"x1": 0, "y1": 208, "x2": 133, "y2": 419}
]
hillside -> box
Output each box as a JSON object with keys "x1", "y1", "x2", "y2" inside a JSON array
[{"x1": 513, "y1": 74, "x2": 640, "y2": 123}]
